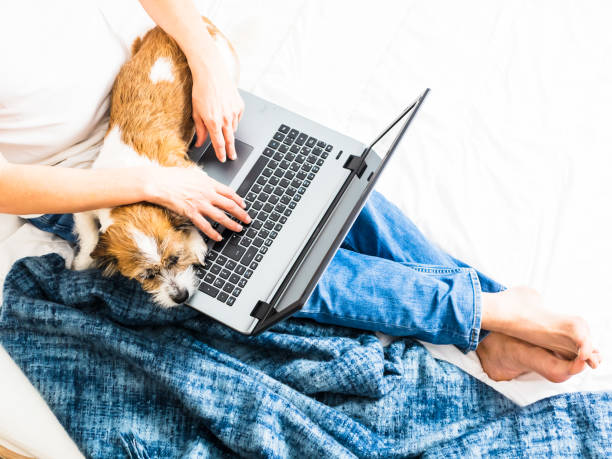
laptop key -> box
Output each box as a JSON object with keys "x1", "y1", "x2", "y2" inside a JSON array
[
  {"x1": 313, "y1": 147, "x2": 322, "y2": 156},
  {"x1": 317, "y1": 140, "x2": 326, "y2": 148},
  {"x1": 235, "y1": 264, "x2": 246, "y2": 275},
  {"x1": 290, "y1": 144, "x2": 300, "y2": 153},
  {"x1": 226, "y1": 260, "x2": 237, "y2": 270},
  {"x1": 255, "y1": 253, "x2": 263, "y2": 262},
  {"x1": 223, "y1": 283, "x2": 234, "y2": 294},
  {"x1": 204, "y1": 273, "x2": 215, "y2": 284},
  {"x1": 213, "y1": 278, "x2": 225, "y2": 289},
  {"x1": 260, "y1": 247, "x2": 268, "y2": 254},
  {"x1": 219, "y1": 269, "x2": 231, "y2": 279},
  {"x1": 325, "y1": 144, "x2": 333, "y2": 152},
  {"x1": 238, "y1": 278, "x2": 247, "y2": 288},
  {"x1": 280, "y1": 216, "x2": 288, "y2": 225},
  {"x1": 259, "y1": 229, "x2": 269, "y2": 239},
  {"x1": 262, "y1": 168, "x2": 272, "y2": 177},
  {"x1": 218, "y1": 292, "x2": 229, "y2": 302},
  {"x1": 251, "y1": 220, "x2": 263, "y2": 230},
  {"x1": 275, "y1": 223, "x2": 283, "y2": 231},
  {"x1": 198, "y1": 283, "x2": 219, "y2": 297},
  {"x1": 273, "y1": 132, "x2": 285, "y2": 141},
  {"x1": 241, "y1": 246, "x2": 258, "y2": 266},
  {"x1": 317, "y1": 159, "x2": 324, "y2": 166},
  {"x1": 263, "y1": 203, "x2": 274, "y2": 213},
  {"x1": 281, "y1": 195, "x2": 291, "y2": 204},
  {"x1": 252, "y1": 201, "x2": 263, "y2": 211},
  {"x1": 207, "y1": 251, "x2": 218, "y2": 261},
  {"x1": 307, "y1": 172, "x2": 315, "y2": 180},
  {"x1": 253, "y1": 237, "x2": 264, "y2": 247},
  {"x1": 306, "y1": 137, "x2": 317, "y2": 147},
  {"x1": 296, "y1": 133, "x2": 308, "y2": 145},
  {"x1": 229, "y1": 273, "x2": 241, "y2": 284},
  {"x1": 274, "y1": 168, "x2": 284, "y2": 178},
  {"x1": 289, "y1": 129, "x2": 299, "y2": 138},
  {"x1": 269, "y1": 175, "x2": 280, "y2": 185},
  {"x1": 264, "y1": 184, "x2": 274, "y2": 194},
  {"x1": 252, "y1": 183, "x2": 263, "y2": 193},
  {"x1": 222, "y1": 244, "x2": 246, "y2": 262},
  {"x1": 244, "y1": 269, "x2": 253, "y2": 279},
  {"x1": 250, "y1": 261, "x2": 258, "y2": 270},
  {"x1": 278, "y1": 144, "x2": 289, "y2": 153},
  {"x1": 226, "y1": 296, "x2": 236, "y2": 306},
  {"x1": 233, "y1": 287, "x2": 242, "y2": 297},
  {"x1": 268, "y1": 140, "x2": 280, "y2": 149},
  {"x1": 279, "y1": 124, "x2": 290, "y2": 133},
  {"x1": 264, "y1": 220, "x2": 274, "y2": 230},
  {"x1": 273, "y1": 152, "x2": 283, "y2": 161},
  {"x1": 269, "y1": 195, "x2": 279, "y2": 204},
  {"x1": 210, "y1": 264, "x2": 221, "y2": 274},
  {"x1": 263, "y1": 148, "x2": 274, "y2": 158}
]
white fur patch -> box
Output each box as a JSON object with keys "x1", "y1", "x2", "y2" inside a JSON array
[
  {"x1": 187, "y1": 228, "x2": 208, "y2": 264},
  {"x1": 97, "y1": 208, "x2": 114, "y2": 233},
  {"x1": 149, "y1": 57, "x2": 174, "y2": 83},
  {"x1": 130, "y1": 228, "x2": 160, "y2": 263},
  {"x1": 93, "y1": 125, "x2": 161, "y2": 170},
  {"x1": 72, "y1": 211, "x2": 99, "y2": 270}
]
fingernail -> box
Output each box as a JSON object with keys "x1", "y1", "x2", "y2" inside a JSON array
[
  {"x1": 241, "y1": 201, "x2": 247, "y2": 208},
  {"x1": 216, "y1": 235, "x2": 223, "y2": 241},
  {"x1": 236, "y1": 224, "x2": 243, "y2": 231}
]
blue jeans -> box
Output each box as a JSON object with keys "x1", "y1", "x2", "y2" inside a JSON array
[{"x1": 27, "y1": 191, "x2": 503, "y2": 352}]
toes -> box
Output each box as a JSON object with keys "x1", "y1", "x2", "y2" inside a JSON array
[
  {"x1": 587, "y1": 349, "x2": 602, "y2": 369},
  {"x1": 565, "y1": 316, "x2": 592, "y2": 361}
]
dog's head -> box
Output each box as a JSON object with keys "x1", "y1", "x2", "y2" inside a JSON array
[{"x1": 91, "y1": 204, "x2": 207, "y2": 307}]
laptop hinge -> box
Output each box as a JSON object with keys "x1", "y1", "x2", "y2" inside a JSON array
[
  {"x1": 343, "y1": 154, "x2": 367, "y2": 178},
  {"x1": 250, "y1": 300, "x2": 274, "y2": 320}
]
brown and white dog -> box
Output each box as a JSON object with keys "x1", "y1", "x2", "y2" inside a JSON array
[{"x1": 73, "y1": 18, "x2": 239, "y2": 307}]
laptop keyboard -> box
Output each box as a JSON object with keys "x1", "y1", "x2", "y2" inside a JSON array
[{"x1": 195, "y1": 124, "x2": 334, "y2": 306}]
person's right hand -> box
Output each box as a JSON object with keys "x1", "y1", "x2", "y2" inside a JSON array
[{"x1": 143, "y1": 166, "x2": 251, "y2": 241}]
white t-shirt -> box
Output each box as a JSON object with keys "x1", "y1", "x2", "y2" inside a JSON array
[{"x1": 0, "y1": 1, "x2": 130, "y2": 169}]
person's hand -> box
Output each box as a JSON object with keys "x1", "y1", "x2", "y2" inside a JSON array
[
  {"x1": 190, "y1": 57, "x2": 244, "y2": 163},
  {"x1": 144, "y1": 166, "x2": 251, "y2": 241}
]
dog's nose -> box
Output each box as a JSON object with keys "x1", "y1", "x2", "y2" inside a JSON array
[{"x1": 171, "y1": 289, "x2": 189, "y2": 304}]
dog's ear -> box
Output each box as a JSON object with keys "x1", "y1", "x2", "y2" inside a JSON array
[
  {"x1": 90, "y1": 234, "x2": 118, "y2": 277},
  {"x1": 166, "y1": 211, "x2": 194, "y2": 232}
]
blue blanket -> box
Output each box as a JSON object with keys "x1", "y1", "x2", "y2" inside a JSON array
[{"x1": 1, "y1": 254, "x2": 611, "y2": 458}]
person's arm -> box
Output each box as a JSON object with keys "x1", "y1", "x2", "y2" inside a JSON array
[
  {"x1": 138, "y1": 0, "x2": 244, "y2": 163},
  {"x1": 0, "y1": 157, "x2": 250, "y2": 241}
]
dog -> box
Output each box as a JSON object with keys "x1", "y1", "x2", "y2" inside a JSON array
[{"x1": 73, "y1": 18, "x2": 239, "y2": 307}]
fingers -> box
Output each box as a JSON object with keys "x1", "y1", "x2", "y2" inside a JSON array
[
  {"x1": 213, "y1": 195, "x2": 251, "y2": 224},
  {"x1": 215, "y1": 182, "x2": 246, "y2": 209},
  {"x1": 194, "y1": 115, "x2": 207, "y2": 148},
  {"x1": 223, "y1": 124, "x2": 237, "y2": 161},
  {"x1": 203, "y1": 204, "x2": 244, "y2": 232},
  {"x1": 209, "y1": 124, "x2": 227, "y2": 163},
  {"x1": 189, "y1": 212, "x2": 222, "y2": 242}
]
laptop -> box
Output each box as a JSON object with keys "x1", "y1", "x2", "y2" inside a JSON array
[{"x1": 186, "y1": 88, "x2": 429, "y2": 335}]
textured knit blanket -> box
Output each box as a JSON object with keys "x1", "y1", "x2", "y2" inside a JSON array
[{"x1": 0, "y1": 254, "x2": 611, "y2": 458}]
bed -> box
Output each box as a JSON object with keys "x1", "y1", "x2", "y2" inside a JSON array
[{"x1": 1, "y1": 0, "x2": 611, "y2": 457}]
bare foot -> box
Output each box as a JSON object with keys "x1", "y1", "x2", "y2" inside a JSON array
[
  {"x1": 476, "y1": 332, "x2": 587, "y2": 383},
  {"x1": 481, "y1": 287, "x2": 600, "y2": 368}
]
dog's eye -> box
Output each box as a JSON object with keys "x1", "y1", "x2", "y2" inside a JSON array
[
  {"x1": 143, "y1": 269, "x2": 156, "y2": 280},
  {"x1": 167, "y1": 255, "x2": 179, "y2": 268}
]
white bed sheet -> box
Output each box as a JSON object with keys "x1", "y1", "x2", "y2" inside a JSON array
[{"x1": 1, "y1": 0, "x2": 611, "y2": 456}]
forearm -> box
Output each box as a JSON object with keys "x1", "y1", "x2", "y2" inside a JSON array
[
  {"x1": 137, "y1": 0, "x2": 220, "y2": 68},
  {"x1": 0, "y1": 162, "x2": 149, "y2": 215}
]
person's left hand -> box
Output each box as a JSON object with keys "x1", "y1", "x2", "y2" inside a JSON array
[{"x1": 190, "y1": 55, "x2": 244, "y2": 163}]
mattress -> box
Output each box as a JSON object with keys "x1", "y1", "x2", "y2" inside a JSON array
[{"x1": 1, "y1": 0, "x2": 611, "y2": 456}]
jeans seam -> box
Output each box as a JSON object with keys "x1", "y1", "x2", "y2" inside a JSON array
[
  {"x1": 296, "y1": 311, "x2": 474, "y2": 341},
  {"x1": 466, "y1": 268, "x2": 483, "y2": 353}
]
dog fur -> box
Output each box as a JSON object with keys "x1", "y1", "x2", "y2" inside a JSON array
[{"x1": 73, "y1": 18, "x2": 239, "y2": 307}]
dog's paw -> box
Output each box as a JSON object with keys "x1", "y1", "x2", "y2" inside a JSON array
[
  {"x1": 193, "y1": 239, "x2": 208, "y2": 265},
  {"x1": 188, "y1": 229, "x2": 208, "y2": 265},
  {"x1": 72, "y1": 251, "x2": 94, "y2": 270}
]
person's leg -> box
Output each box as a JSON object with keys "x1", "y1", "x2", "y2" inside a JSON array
[
  {"x1": 297, "y1": 192, "x2": 600, "y2": 370},
  {"x1": 296, "y1": 248, "x2": 483, "y2": 351},
  {"x1": 341, "y1": 191, "x2": 504, "y2": 294}
]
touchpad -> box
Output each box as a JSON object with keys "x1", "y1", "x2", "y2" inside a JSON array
[{"x1": 193, "y1": 139, "x2": 254, "y2": 186}]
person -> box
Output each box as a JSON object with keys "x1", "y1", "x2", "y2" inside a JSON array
[{"x1": 0, "y1": 0, "x2": 600, "y2": 384}]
